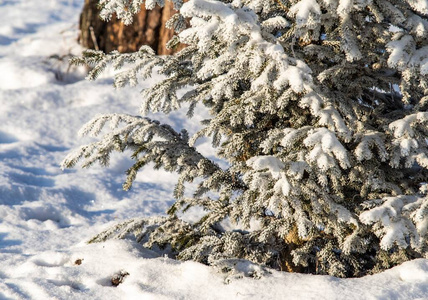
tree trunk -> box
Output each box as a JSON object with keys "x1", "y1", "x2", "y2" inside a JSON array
[{"x1": 78, "y1": 0, "x2": 183, "y2": 55}]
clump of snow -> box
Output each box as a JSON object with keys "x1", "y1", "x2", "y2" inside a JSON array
[
  {"x1": 304, "y1": 127, "x2": 350, "y2": 170},
  {"x1": 288, "y1": 0, "x2": 321, "y2": 27},
  {"x1": 246, "y1": 156, "x2": 284, "y2": 179},
  {"x1": 0, "y1": 0, "x2": 427, "y2": 299}
]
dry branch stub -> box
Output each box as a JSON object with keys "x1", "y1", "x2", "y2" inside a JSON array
[{"x1": 111, "y1": 270, "x2": 130, "y2": 286}]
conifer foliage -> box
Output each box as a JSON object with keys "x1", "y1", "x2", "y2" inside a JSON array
[{"x1": 63, "y1": 0, "x2": 428, "y2": 277}]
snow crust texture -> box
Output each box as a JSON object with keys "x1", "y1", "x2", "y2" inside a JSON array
[{"x1": 3, "y1": 239, "x2": 428, "y2": 300}]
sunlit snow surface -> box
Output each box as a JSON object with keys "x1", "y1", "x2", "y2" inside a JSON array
[{"x1": 0, "y1": 1, "x2": 427, "y2": 299}]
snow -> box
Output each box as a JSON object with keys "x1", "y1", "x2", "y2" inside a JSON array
[
  {"x1": 359, "y1": 196, "x2": 427, "y2": 250},
  {"x1": 0, "y1": 0, "x2": 427, "y2": 299},
  {"x1": 288, "y1": 0, "x2": 321, "y2": 27},
  {"x1": 246, "y1": 156, "x2": 291, "y2": 197},
  {"x1": 386, "y1": 35, "x2": 415, "y2": 71},
  {"x1": 337, "y1": 0, "x2": 353, "y2": 17},
  {"x1": 246, "y1": 156, "x2": 285, "y2": 180},
  {"x1": 304, "y1": 128, "x2": 350, "y2": 170}
]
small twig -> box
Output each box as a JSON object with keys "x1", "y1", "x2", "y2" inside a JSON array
[
  {"x1": 291, "y1": 36, "x2": 296, "y2": 59},
  {"x1": 274, "y1": 0, "x2": 289, "y2": 13},
  {"x1": 89, "y1": 26, "x2": 99, "y2": 51}
]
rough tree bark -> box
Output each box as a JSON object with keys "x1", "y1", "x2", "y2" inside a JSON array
[{"x1": 78, "y1": 0, "x2": 183, "y2": 55}]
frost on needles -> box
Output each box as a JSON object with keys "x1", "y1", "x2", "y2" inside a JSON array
[{"x1": 63, "y1": 0, "x2": 428, "y2": 277}]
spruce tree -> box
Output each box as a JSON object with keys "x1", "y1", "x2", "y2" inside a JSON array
[{"x1": 63, "y1": 0, "x2": 428, "y2": 277}]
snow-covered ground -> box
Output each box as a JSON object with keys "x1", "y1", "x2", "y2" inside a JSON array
[{"x1": 0, "y1": 1, "x2": 427, "y2": 299}]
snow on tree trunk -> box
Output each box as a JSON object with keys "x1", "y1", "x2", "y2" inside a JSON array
[{"x1": 78, "y1": 0, "x2": 185, "y2": 54}]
